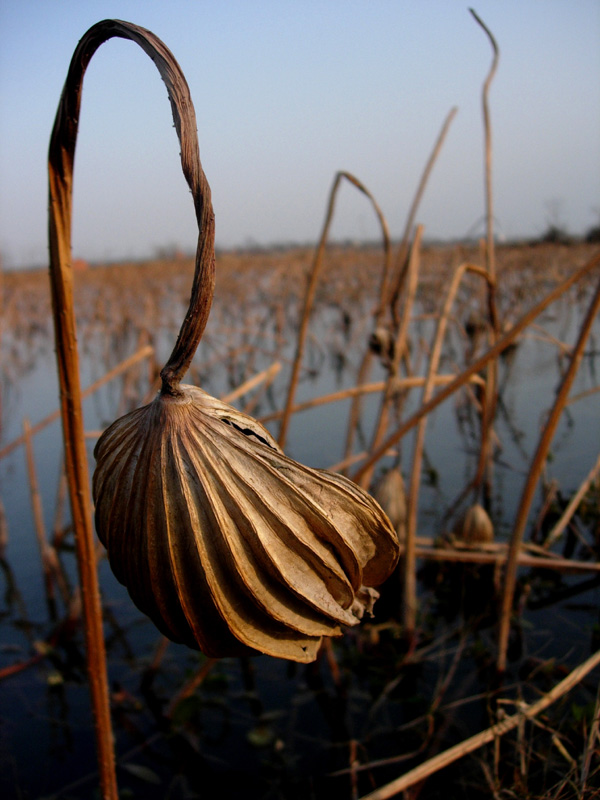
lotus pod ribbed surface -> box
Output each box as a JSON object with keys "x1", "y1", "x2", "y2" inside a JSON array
[{"x1": 93, "y1": 385, "x2": 399, "y2": 662}]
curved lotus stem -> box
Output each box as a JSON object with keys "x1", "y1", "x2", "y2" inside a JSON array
[
  {"x1": 48, "y1": 19, "x2": 216, "y2": 799},
  {"x1": 49, "y1": 19, "x2": 215, "y2": 400}
]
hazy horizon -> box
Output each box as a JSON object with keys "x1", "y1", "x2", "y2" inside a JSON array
[{"x1": 1, "y1": 1, "x2": 599, "y2": 270}]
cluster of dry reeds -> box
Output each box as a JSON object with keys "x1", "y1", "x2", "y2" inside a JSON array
[
  {"x1": 1, "y1": 12, "x2": 599, "y2": 800},
  {"x1": 3, "y1": 242, "x2": 599, "y2": 794}
]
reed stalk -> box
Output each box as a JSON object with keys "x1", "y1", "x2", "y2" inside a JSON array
[
  {"x1": 166, "y1": 658, "x2": 218, "y2": 718},
  {"x1": 567, "y1": 384, "x2": 600, "y2": 406},
  {"x1": 403, "y1": 262, "x2": 490, "y2": 635},
  {"x1": 343, "y1": 108, "x2": 456, "y2": 468},
  {"x1": 342, "y1": 348, "x2": 378, "y2": 475},
  {"x1": 52, "y1": 461, "x2": 68, "y2": 547},
  {"x1": 497, "y1": 276, "x2": 600, "y2": 673},
  {"x1": 387, "y1": 107, "x2": 458, "y2": 326},
  {"x1": 470, "y1": 9, "x2": 501, "y2": 510},
  {"x1": 0, "y1": 498, "x2": 7, "y2": 560},
  {"x1": 278, "y1": 171, "x2": 390, "y2": 448},
  {"x1": 543, "y1": 451, "x2": 600, "y2": 549},
  {"x1": 470, "y1": 8, "x2": 499, "y2": 286},
  {"x1": 221, "y1": 360, "x2": 282, "y2": 404},
  {"x1": 351, "y1": 252, "x2": 600, "y2": 484},
  {"x1": 359, "y1": 647, "x2": 600, "y2": 800},
  {"x1": 48, "y1": 19, "x2": 213, "y2": 798},
  {"x1": 357, "y1": 226, "x2": 424, "y2": 491},
  {"x1": 581, "y1": 681, "x2": 600, "y2": 792},
  {"x1": 404, "y1": 542, "x2": 600, "y2": 573},
  {"x1": 22, "y1": 418, "x2": 57, "y2": 614},
  {"x1": 260, "y1": 374, "x2": 486, "y2": 425}
]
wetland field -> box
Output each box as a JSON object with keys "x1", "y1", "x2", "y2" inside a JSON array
[{"x1": 1, "y1": 240, "x2": 599, "y2": 799}]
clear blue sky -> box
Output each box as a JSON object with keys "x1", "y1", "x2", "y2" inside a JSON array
[{"x1": 1, "y1": 0, "x2": 599, "y2": 268}]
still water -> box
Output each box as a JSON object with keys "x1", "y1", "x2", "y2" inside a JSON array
[{"x1": 0, "y1": 273, "x2": 599, "y2": 798}]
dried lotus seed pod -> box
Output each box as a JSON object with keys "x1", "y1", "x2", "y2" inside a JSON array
[
  {"x1": 93, "y1": 385, "x2": 399, "y2": 663},
  {"x1": 453, "y1": 503, "x2": 494, "y2": 545},
  {"x1": 372, "y1": 468, "x2": 407, "y2": 542}
]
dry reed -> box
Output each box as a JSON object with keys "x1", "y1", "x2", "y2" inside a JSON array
[
  {"x1": 543, "y1": 451, "x2": 600, "y2": 549},
  {"x1": 278, "y1": 171, "x2": 391, "y2": 448},
  {"x1": 470, "y1": 9, "x2": 501, "y2": 511},
  {"x1": 359, "y1": 226, "x2": 424, "y2": 493},
  {"x1": 260, "y1": 374, "x2": 486, "y2": 425},
  {"x1": 0, "y1": 344, "x2": 154, "y2": 461},
  {"x1": 0, "y1": 498, "x2": 7, "y2": 560},
  {"x1": 497, "y1": 275, "x2": 600, "y2": 673},
  {"x1": 351, "y1": 251, "x2": 600, "y2": 484},
  {"x1": 403, "y1": 262, "x2": 491, "y2": 635},
  {"x1": 23, "y1": 417, "x2": 57, "y2": 613},
  {"x1": 343, "y1": 107, "x2": 457, "y2": 470},
  {"x1": 359, "y1": 647, "x2": 600, "y2": 800},
  {"x1": 387, "y1": 107, "x2": 458, "y2": 325}
]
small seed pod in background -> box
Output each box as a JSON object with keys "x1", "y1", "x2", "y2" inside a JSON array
[
  {"x1": 368, "y1": 326, "x2": 395, "y2": 362},
  {"x1": 453, "y1": 503, "x2": 494, "y2": 545},
  {"x1": 372, "y1": 468, "x2": 407, "y2": 543}
]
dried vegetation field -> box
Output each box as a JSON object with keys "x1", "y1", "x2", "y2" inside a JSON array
[{"x1": 1, "y1": 240, "x2": 600, "y2": 799}]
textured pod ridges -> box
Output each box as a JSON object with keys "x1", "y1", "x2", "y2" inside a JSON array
[{"x1": 93, "y1": 385, "x2": 399, "y2": 662}]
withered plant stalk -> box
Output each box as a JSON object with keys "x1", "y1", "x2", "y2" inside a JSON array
[
  {"x1": 543, "y1": 451, "x2": 600, "y2": 549},
  {"x1": 359, "y1": 647, "x2": 600, "y2": 800},
  {"x1": 0, "y1": 344, "x2": 154, "y2": 461},
  {"x1": 387, "y1": 107, "x2": 458, "y2": 325},
  {"x1": 408, "y1": 543, "x2": 600, "y2": 573},
  {"x1": 470, "y1": 8, "x2": 501, "y2": 508},
  {"x1": 351, "y1": 252, "x2": 600, "y2": 484},
  {"x1": 358, "y1": 226, "x2": 424, "y2": 492},
  {"x1": 278, "y1": 171, "x2": 391, "y2": 448},
  {"x1": 403, "y1": 262, "x2": 490, "y2": 635},
  {"x1": 23, "y1": 418, "x2": 56, "y2": 614},
  {"x1": 261, "y1": 374, "x2": 485, "y2": 426},
  {"x1": 497, "y1": 276, "x2": 600, "y2": 673},
  {"x1": 343, "y1": 107, "x2": 456, "y2": 468},
  {"x1": 0, "y1": 499, "x2": 7, "y2": 560},
  {"x1": 48, "y1": 19, "x2": 214, "y2": 798},
  {"x1": 470, "y1": 8, "x2": 498, "y2": 285},
  {"x1": 221, "y1": 360, "x2": 282, "y2": 405}
]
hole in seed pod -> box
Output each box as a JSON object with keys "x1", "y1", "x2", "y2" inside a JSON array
[{"x1": 221, "y1": 418, "x2": 277, "y2": 450}]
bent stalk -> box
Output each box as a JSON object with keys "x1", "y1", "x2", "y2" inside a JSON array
[
  {"x1": 278, "y1": 171, "x2": 391, "y2": 448},
  {"x1": 497, "y1": 276, "x2": 600, "y2": 673},
  {"x1": 48, "y1": 19, "x2": 213, "y2": 798}
]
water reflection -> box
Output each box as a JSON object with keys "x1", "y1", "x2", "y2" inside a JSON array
[{"x1": 1, "y1": 248, "x2": 599, "y2": 798}]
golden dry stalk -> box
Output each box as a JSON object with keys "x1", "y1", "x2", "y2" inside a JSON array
[{"x1": 94, "y1": 385, "x2": 399, "y2": 662}]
